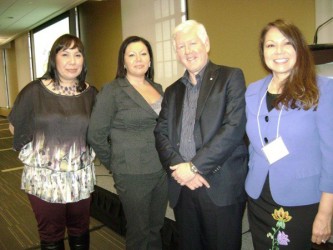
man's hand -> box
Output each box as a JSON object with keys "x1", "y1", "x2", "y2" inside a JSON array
[
  {"x1": 170, "y1": 162, "x2": 210, "y2": 188},
  {"x1": 185, "y1": 174, "x2": 210, "y2": 190},
  {"x1": 170, "y1": 162, "x2": 195, "y2": 185}
]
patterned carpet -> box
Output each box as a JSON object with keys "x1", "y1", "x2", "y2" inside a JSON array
[{"x1": 0, "y1": 117, "x2": 125, "y2": 250}]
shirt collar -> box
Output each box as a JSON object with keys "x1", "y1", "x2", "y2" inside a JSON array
[{"x1": 181, "y1": 61, "x2": 209, "y2": 88}]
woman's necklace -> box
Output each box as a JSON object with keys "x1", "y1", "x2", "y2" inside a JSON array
[{"x1": 52, "y1": 82, "x2": 78, "y2": 96}]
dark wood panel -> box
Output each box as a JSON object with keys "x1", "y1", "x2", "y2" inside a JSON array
[{"x1": 309, "y1": 44, "x2": 333, "y2": 65}]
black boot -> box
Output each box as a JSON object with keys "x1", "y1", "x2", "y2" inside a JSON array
[
  {"x1": 68, "y1": 231, "x2": 90, "y2": 250},
  {"x1": 40, "y1": 239, "x2": 65, "y2": 250}
]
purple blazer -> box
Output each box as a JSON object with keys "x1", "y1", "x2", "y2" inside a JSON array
[{"x1": 245, "y1": 74, "x2": 333, "y2": 206}]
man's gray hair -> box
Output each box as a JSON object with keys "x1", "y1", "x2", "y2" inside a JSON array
[{"x1": 172, "y1": 20, "x2": 209, "y2": 48}]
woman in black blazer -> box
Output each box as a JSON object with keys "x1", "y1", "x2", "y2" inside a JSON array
[{"x1": 88, "y1": 36, "x2": 168, "y2": 250}]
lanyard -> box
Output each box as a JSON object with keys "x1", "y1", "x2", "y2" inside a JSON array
[{"x1": 256, "y1": 81, "x2": 284, "y2": 147}]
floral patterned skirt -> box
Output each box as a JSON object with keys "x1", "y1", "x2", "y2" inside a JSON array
[{"x1": 248, "y1": 176, "x2": 318, "y2": 250}]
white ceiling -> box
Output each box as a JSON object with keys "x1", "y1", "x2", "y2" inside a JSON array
[{"x1": 0, "y1": 0, "x2": 87, "y2": 46}]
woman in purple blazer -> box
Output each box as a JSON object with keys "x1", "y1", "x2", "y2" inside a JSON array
[{"x1": 245, "y1": 19, "x2": 333, "y2": 249}]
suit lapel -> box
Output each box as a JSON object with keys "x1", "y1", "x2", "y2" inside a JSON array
[
  {"x1": 196, "y1": 62, "x2": 219, "y2": 120},
  {"x1": 175, "y1": 80, "x2": 186, "y2": 134},
  {"x1": 119, "y1": 78, "x2": 160, "y2": 117}
]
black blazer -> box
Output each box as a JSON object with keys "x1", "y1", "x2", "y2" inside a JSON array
[
  {"x1": 88, "y1": 77, "x2": 164, "y2": 175},
  {"x1": 154, "y1": 61, "x2": 248, "y2": 207}
]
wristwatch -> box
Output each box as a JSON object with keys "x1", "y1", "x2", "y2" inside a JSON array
[{"x1": 189, "y1": 162, "x2": 199, "y2": 173}]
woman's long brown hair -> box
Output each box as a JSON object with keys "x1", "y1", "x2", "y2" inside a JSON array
[{"x1": 259, "y1": 19, "x2": 318, "y2": 110}]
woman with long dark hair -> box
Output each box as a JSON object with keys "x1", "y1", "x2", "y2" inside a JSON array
[
  {"x1": 88, "y1": 36, "x2": 168, "y2": 249},
  {"x1": 9, "y1": 34, "x2": 97, "y2": 250},
  {"x1": 245, "y1": 19, "x2": 333, "y2": 249}
]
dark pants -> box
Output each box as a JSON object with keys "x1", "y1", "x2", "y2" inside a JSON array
[
  {"x1": 28, "y1": 194, "x2": 91, "y2": 242},
  {"x1": 174, "y1": 187, "x2": 245, "y2": 250},
  {"x1": 113, "y1": 170, "x2": 168, "y2": 250}
]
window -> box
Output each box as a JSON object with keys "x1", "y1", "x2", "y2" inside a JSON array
[
  {"x1": 154, "y1": 0, "x2": 187, "y2": 88},
  {"x1": 31, "y1": 10, "x2": 78, "y2": 78},
  {"x1": 121, "y1": 0, "x2": 187, "y2": 89},
  {"x1": 32, "y1": 18, "x2": 69, "y2": 77}
]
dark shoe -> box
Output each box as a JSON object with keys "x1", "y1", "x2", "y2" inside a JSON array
[
  {"x1": 68, "y1": 231, "x2": 90, "y2": 250},
  {"x1": 40, "y1": 240, "x2": 65, "y2": 250}
]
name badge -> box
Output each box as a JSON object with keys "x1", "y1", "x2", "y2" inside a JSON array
[{"x1": 261, "y1": 136, "x2": 289, "y2": 165}]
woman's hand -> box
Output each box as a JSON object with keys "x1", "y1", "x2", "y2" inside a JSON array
[
  {"x1": 312, "y1": 211, "x2": 332, "y2": 244},
  {"x1": 312, "y1": 192, "x2": 333, "y2": 244}
]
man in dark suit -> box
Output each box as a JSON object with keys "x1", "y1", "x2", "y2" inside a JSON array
[{"x1": 154, "y1": 20, "x2": 248, "y2": 250}]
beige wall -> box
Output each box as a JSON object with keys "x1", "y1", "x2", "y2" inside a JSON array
[
  {"x1": 0, "y1": 33, "x2": 32, "y2": 113},
  {"x1": 0, "y1": 0, "x2": 317, "y2": 113},
  {"x1": 0, "y1": 50, "x2": 7, "y2": 109},
  {"x1": 315, "y1": 0, "x2": 333, "y2": 44},
  {"x1": 187, "y1": 0, "x2": 315, "y2": 85},
  {"x1": 78, "y1": 0, "x2": 315, "y2": 89},
  {"x1": 5, "y1": 42, "x2": 18, "y2": 107},
  {"x1": 15, "y1": 33, "x2": 32, "y2": 92},
  {"x1": 79, "y1": 0, "x2": 122, "y2": 90}
]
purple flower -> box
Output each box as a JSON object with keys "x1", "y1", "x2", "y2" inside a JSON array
[{"x1": 277, "y1": 231, "x2": 290, "y2": 245}]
